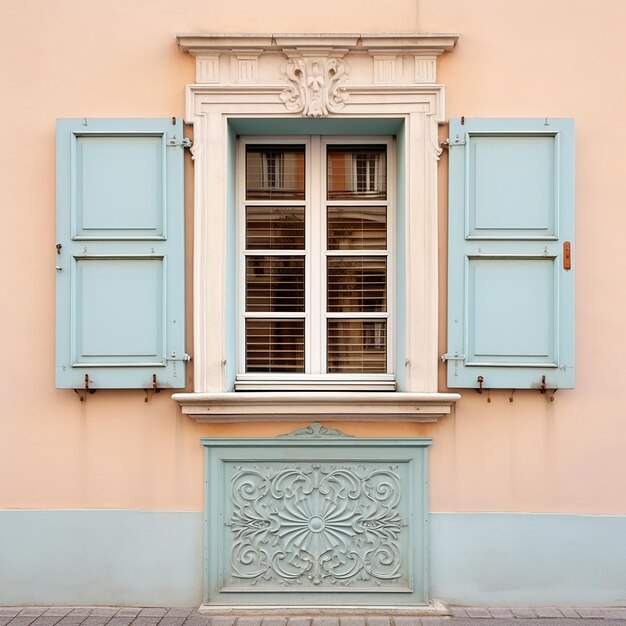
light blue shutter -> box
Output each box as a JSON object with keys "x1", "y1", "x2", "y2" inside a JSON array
[
  {"x1": 445, "y1": 118, "x2": 574, "y2": 389},
  {"x1": 56, "y1": 118, "x2": 187, "y2": 389}
]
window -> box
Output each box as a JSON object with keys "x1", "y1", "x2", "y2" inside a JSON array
[
  {"x1": 173, "y1": 34, "x2": 462, "y2": 419},
  {"x1": 237, "y1": 137, "x2": 395, "y2": 391}
]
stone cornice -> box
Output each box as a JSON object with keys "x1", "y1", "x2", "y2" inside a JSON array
[{"x1": 176, "y1": 32, "x2": 459, "y2": 56}]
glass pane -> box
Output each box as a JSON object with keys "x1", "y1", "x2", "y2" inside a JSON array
[
  {"x1": 246, "y1": 256, "x2": 305, "y2": 312},
  {"x1": 327, "y1": 145, "x2": 387, "y2": 200},
  {"x1": 246, "y1": 319, "x2": 305, "y2": 373},
  {"x1": 327, "y1": 320, "x2": 386, "y2": 373},
  {"x1": 246, "y1": 145, "x2": 305, "y2": 200},
  {"x1": 327, "y1": 206, "x2": 386, "y2": 250},
  {"x1": 246, "y1": 206, "x2": 305, "y2": 250},
  {"x1": 327, "y1": 257, "x2": 386, "y2": 312}
]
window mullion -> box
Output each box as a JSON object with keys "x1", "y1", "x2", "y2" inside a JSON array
[{"x1": 309, "y1": 136, "x2": 322, "y2": 374}]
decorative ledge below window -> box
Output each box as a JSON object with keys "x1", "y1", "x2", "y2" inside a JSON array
[{"x1": 171, "y1": 391, "x2": 461, "y2": 423}]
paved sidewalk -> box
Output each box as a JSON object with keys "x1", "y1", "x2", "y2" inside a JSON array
[{"x1": 1, "y1": 607, "x2": 626, "y2": 626}]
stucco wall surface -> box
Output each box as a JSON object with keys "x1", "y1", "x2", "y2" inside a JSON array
[{"x1": 0, "y1": 0, "x2": 625, "y2": 514}]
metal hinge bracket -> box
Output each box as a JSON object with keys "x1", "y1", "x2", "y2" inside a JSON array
[
  {"x1": 441, "y1": 352, "x2": 466, "y2": 362},
  {"x1": 442, "y1": 136, "x2": 466, "y2": 149},
  {"x1": 167, "y1": 137, "x2": 192, "y2": 149},
  {"x1": 166, "y1": 353, "x2": 192, "y2": 362}
]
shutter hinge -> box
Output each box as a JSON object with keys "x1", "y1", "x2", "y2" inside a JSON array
[
  {"x1": 167, "y1": 137, "x2": 193, "y2": 149},
  {"x1": 441, "y1": 352, "x2": 466, "y2": 362},
  {"x1": 166, "y1": 353, "x2": 192, "y2": 362},
  {"x1": 441, "y1": 136, "x2": 465, "y2": 149}
]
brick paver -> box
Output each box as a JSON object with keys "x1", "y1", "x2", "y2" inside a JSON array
[
  {"x1": 262, "y1": 618, "x2": 287, "y2": 626},
  {"x1": 19, "y1": 611, "x2": 46, "y2": 618},
  {"x1": 8, "y1": 617, "x2": 41, "y2": 626},
  {"x1": 311, "y1": 619, "x2": 338, "y2": 626},
  {"x1": 179, "y1": 615, "x2": 209, "y2": 626},
  {"x1": 68, "y1": 611, "x2": 93, "y2": 618},
  {"x1": 392, "y1": 618, "x2": 420, "y2": 626},
  {"x1": 55, "y1": 616, "x2": 91, "y2": 625},
  {"x1": 158, "y1": 618, "x2": 187, "y2": 626},
  {"x1": 574, "y1": 610, "x2": 605, "y2": 619},
  {"x1": 79, "y1": 616, "x2": 116, "y2": 626},
  {"x1": 533, "y1": 609, "x2": 563, "y2": 619},
  {"x1": 137, "y1": 611, "x2": 165, "y2": 619},
  {"x1": 209, "y1": 618, "x2": 235, "y2": 626},
  {"x1": 42, "y1": 611, "x2": 72, "y2": 618},
  {"x1": 165, "y1": 611, "x2": 191, "y2": 619},
  {"x1": 488, "y1": 610, "x2": 515, "y2": 619},
  {"x1": 466, "y1": 609, "x2": 492, "y2": 619},
  {"x1": 88, "y1": 610, "x2": 118, "y2": 618},
  {"x1": 104, "y1": 618, "x2": 133, "y2": 626},
  {"x1": 237, "y1": 618, "x2": 263, "y2": 626},
  {"x1": 338, "y1": 618, "x2": 364, "y2": 626}
]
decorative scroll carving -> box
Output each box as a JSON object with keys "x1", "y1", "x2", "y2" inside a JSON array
[
  {"x1": 226, "y1": 462, "x2": 406, "y2": 589},
  {"x1": 428, "y1": 112, "x2": 443, "y2": 162},
  {"x1": 280, "y1": 58, "x2": 350, "y2": 117},
  {"x1": 277, "y1": 423, "x2": 354, "y2": 439}
]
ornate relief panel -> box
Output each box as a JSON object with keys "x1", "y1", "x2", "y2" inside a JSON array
[
  {"x1": 280, "y1": 57, "x2": 350, "y2": 117},
  {"x1": 202, "y1": 426, "x2": 431, "y2": 606}
]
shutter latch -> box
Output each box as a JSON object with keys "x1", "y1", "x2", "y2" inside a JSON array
[
  {"x1": 441, "y1": 352, "x2": 465, "y2": 362},
  {"x1": 166, "y1": 353, "x2": 192, "y2": 362},
  {"x1": 167, "y1": 136, "x2": 193, "y2": 149}
]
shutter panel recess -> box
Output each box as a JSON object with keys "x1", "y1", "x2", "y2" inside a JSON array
[
  {"x1": 445, "y1": 118, "x2": 575, "y2": 390},
  {"x1": 56, "y1": 118, "x2": 187, "y2": 389}
]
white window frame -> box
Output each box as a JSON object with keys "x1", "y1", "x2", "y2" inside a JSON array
[
  {"x1": 172, "y1": 33, "x2": 461, "y2": 421},
  {"x1": 236, "y1": 136, "x2": 395, "y2": 391}
]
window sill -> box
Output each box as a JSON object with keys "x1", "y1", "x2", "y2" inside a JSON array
[{"x1": 171, "y1": 391, "x2": 461, "y2": 423}]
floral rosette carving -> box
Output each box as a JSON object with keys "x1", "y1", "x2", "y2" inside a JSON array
[
  {"x1": 280, "y1": 58, "x2": 350, "y2": 118},
  {"x1": 226, "y1": 462, "x2": 406, "y2": 588}
]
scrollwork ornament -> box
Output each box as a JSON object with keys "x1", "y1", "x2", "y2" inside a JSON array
[
  {"x1": 280, "y1": 58, "x2": 350, "y2": 118},
  {"x1": 226, "y1": 462, "x2": 407, "y2": 589}
]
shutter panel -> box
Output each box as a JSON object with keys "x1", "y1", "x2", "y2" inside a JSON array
[
  {"x1": 446, "y1": 118, "x2": 574, "y2": 389},
  {"x1": 56, "y1": 118, "x2": 187, "y2": 389}
]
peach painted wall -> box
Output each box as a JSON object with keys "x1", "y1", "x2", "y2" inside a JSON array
[{"x1": 1, "y1": 0, "x2": 625, "y2": 514}]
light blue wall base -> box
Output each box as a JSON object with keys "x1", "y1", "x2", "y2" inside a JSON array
[
  {"x1": 1, "y1": 510, "x2": 625, "y2": 607},
  {"x1": 429, "y1": 512, "x2": 626, "y2": 607},
  {"x1": 0, "y1": 510, "x2": 203, "y2": 607}
]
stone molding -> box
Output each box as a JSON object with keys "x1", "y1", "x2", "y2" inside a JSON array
[
  {"x1": 177, "y1": 33, "x2": 458, "y2": 97},
  {"x1": 172, "y1": 392, "x2": 461, "y2": 422}
]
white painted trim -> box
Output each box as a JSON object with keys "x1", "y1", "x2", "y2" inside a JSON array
[{"x1": 176, "y1": 34, "x2": 456, "y2": 415}]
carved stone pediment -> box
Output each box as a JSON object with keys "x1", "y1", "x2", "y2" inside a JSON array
[
  {"x1": 277, "y1": 422, "x2": 354, "y2": 438},
  {"x1": 176, "y1": 33, "x2": 458, "y2": 118}
]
